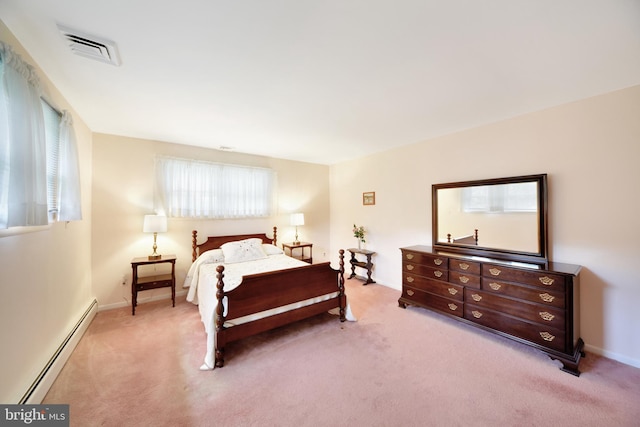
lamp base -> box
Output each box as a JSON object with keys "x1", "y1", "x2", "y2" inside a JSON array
[{"x1": 148, "y1": 254, "x2": 162, "y2": 260}]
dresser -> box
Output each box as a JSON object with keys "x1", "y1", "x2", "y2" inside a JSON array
[{"x1": 399, "y1": 245, "x2": 584, "y2": 375}]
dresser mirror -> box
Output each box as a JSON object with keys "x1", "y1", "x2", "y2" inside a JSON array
[{"x1": 432, "y1": 174, "x2": 548, "y2": 263}]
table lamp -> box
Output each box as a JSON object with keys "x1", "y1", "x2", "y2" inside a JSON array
[
  {"x1": 290, "y1": 213, "x2": 304, "y2": 245},
  {"x1": 143, "y1": 214, "x2": 167, "y2": 260}
]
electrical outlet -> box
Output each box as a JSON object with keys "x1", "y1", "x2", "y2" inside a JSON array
[{"x1": 121, "y1": 275, "x2": 128, "y2": 286}]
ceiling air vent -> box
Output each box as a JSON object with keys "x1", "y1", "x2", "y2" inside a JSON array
[{"x1": 57, "y1": 24, "x2": 121, "y2": 66}]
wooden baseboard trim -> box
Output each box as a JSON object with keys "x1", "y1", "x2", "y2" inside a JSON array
[{"x1": 19, "y1": 298, "x2": 98, "y2": 404}]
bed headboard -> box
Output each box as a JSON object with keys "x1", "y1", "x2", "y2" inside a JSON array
[{"x1": 191, "y1": 226, "x2": 278, "y2": 262}]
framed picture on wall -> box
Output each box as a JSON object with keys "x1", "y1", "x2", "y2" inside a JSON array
[{"x1": 363, "y1": 192, "x2": 375, "y2": 206}]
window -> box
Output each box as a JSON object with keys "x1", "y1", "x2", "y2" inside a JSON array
[
  {"x1": 462, "y1": 182, "x2": 537, "y2": 213},
  {"x1": 42, "y1": 100, "x2": 61, "y2": 221},
  {"x1": 0, "y1": 41, "x2": 82, "y2": 230},
  {"x1": 155, "y1": 156, "x2": 276, "y2": 219}
]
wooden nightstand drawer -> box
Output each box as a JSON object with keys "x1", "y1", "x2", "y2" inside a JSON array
[{"x1": 136, "y1": 273, "x2": 173, "y2": 291}]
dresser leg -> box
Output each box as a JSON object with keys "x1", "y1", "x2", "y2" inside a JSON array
[{"x1": 551, "y1": 338, "x2": 585, "y2": 376}]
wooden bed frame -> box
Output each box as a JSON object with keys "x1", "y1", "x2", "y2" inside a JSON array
[{"x1": 191, "y1": 227, "x2": 347, "y2": 368}]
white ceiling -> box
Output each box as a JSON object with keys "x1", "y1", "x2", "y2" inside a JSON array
[{"x1": 1, "y1": 1, "x2": 639, "y2": 165}]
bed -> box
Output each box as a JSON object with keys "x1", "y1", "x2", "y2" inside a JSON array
[{"x1": 184, "y1": 227, "x2": 355, "y2": 370}]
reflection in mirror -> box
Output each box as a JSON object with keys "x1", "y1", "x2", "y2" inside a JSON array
[
  {"x1": 433, "y1": 174, "x2": 547, "y2": 262},
  {"x1": 437, "y1": 183, "x2": 539, "y2": 252}
]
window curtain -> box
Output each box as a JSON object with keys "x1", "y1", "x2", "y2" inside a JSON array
[
  {"x1": 155, "y1": 156, "x2": 276, "y2": 218},
  {"x1": 462, "y1": 183, "x2": 537, "y2": 213},
  {"x1": 0, "y1": 41, "x2": 48, "y2": 228},
  {"x1": 57, "y1": 111, "x2": 82, "y2": 221}
]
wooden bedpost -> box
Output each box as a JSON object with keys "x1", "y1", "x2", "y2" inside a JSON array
[
  {"x1": 192, "y1": 230, "x2": 198, "y2": 262},
  {"x1": 273, "y1": 226, "x2": 277, "y2": 246},
  {"x1": 338, "y1": 249, "x2": 346, "y2": 322},
  {"x1": 215, "y1": 265, "x2": 226, "y2": 368}
]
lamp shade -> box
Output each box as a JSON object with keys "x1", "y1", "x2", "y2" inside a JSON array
[
  {"x1": 290, "y1": 213, "x2": 305, "y2": 226},
  {"x1": 143, "y1": 215, "x2": 167, "y2": 233}
]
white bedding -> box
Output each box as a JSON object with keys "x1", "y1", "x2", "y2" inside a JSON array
[{"x1": 184, "y1": 248, "x2": 356, "y2": 370}]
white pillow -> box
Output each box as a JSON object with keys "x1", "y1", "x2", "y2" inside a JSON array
[
  {"x1": 262, "y1": 243, "x2": 284, "y2": 255},
  {"x1": 198, "y1": 249, "x2": 225, "y2": 264},
  {"x1": 221, "y1": 238, "x2": 268, "y2": 263}
]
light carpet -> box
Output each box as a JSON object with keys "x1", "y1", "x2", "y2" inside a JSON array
[{"x1": 43, "y1": 279, "x2": 640, "y2": 426}]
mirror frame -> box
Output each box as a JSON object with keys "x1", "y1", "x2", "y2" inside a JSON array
[{"x1": 432, "y1": 174, "x2": 548, "y2": 263}]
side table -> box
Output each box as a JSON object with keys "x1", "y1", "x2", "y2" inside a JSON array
[
  {"x1": 131, "y1": 255, "x2": 176, "y2": 315},
  {"x1": 347, "y1": 248, "x2": 376, "y2": 284},
  {"x1": 282, "y1": 242, "x2": 313, "y2": 263}
]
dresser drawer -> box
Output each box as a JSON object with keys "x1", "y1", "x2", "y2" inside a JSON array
[
  {"x1": 464, "y1": 304, "x2": 566, "y2": 352},
  {"x1": 482, "y1": 264, "x2": 565, "y2": 292},
  {"x1": 404, "y1": 273, "x2": 463, "y2": 301},
  {"x1": 481, "y1": 278, "x2": 565, "y2": 308},
  {"x1": 403, "y1": 262, "x2": 448, "y2": 281},
  {"x1": 449, "y1": 271, "x2": 480, "y2": 288},
  {"x1": 402, "y1": 286, "x2": 463, "y2": 317},
  {"x1": 402, "y1": 251, "x2": 448, "y2": 268},
  {"x1": 464, "y1": 289, "x2": 565, "y2": 329},
  {"x1": 449, "y1": 258, "x2": 481, "y2": 275}
]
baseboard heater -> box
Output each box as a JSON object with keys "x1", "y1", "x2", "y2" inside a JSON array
[{"x1": 19, "y1": 298, "x2": 98, "y2": 404}]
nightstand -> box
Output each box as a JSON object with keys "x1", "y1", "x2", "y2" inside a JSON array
[
  {"x1": 347, "y1": 248, "x2": 376, "y2": 284},
  {"x1": 131, "y1": 255, "x2": 176, "y2": 315},
  {"x1": 282, "y1": 242, "x2": 313, "y2": 263}
]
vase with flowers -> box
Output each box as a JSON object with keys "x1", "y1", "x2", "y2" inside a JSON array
[{"x1": 353, "y1": 224, "x2": 366, "y2": 249}]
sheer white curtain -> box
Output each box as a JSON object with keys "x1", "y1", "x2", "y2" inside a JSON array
[
  {"x1": 462, "y1": 183, "x2": 537, "y2": 213},
  {"x1": 155, "y1": 156, "x2": 276, "y2": 218},
  {"x1": 57, "y1": 111, "x2": 82, "y2": 221},
  {"x1": 0, "y1": 41, "x2": 48, "y2": 228}
]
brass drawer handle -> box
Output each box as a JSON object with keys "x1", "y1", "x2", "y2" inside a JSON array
[
  {"x1": 471, "y1": 294, "x2": 482, "y2": 302},
  {"x1": 471, "y1": 310, "x2": 483, "y2": 319},
  {"x1": 407, "y1": 289, "x2": 414, "y2": 296},
  {"x1": 539, "y1": 276, "x2": 555, "y2": 286},
  {"x1": 448, "y1": 288, "x2": 458, "y2": 295},
  {"x1": 406, "y1": 276, "x2": 414, "y2": 283},
  {"x1": 406, "y1": 254, "x2": 414, "y2": 260},
  {"x1": 489, "y1": 282, "x2": 501, "y2": 291},
  {"x1": 434, "y1": 271, "x2": 443, "y2": 278},
  {"x1": 540, "y1": 332, "x2": 555, "y2": 342},
  {"x1": 489, "y1": 268, "x2": 501, "y2": 276},
  {"x1": 459, "y1": 276, "x2": 469, "y2": 284},
  {"x1": 539, "y1": 293, "x2": 555, "y2": 303},
  {"x1": 539, "y1": 311, "x2": 555, "y2": 321},
  {"x1": 448, "y1": 303, "x2": 458, "y2": 311},
  {"x1": 433, "y1": 258, "x2": 443, "y2": 266},
  {"x1": 406, "y1": 264, "x2": 414, "y2": 271},
  {"x1": 459, "y1": 263, "x2": 470, "y2": 270}
]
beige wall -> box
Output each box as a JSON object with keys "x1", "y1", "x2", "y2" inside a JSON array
[
  {"x1": 0, "y1": 22, "x2": 94, "y2": 402},
  {"x1": 91, "y1": 134, "x2": 331, "y2": 309},
  {"x1": 330, "y1": 84, "x2": 640, "y2": 367}
]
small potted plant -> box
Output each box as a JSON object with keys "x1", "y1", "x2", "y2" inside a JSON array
[{"x1": 353, "y1": 224, "x2": 365, "y2": 249}]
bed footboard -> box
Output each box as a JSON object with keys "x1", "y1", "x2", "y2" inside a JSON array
[{"x1": 214, "y1": 250, "x2": 346, "y2": 367}]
